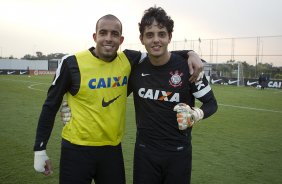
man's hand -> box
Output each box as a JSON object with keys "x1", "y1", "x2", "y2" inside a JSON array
[
  {"x1": 34, "y1": 150, "x2": 53, "y2": 176},
  {"x1": 173, "y1": 103, "x2": 204, "y2": 130},
  {"x1": 187, "y1": 51, "x2": 204, "y2": 82},
  {"x1": 60, "y1": 100, "x2": 71, "y2": 125}
]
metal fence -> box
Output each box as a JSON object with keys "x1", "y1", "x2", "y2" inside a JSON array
[{"x1": 121, "y1": 35, "x2": 282, "y2": 66}]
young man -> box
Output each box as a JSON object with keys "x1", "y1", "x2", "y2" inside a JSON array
[
  {"x1": 128, "y1": 7, "x2": 218, "y2": 184},
  {"x1": 33, "y1": 14, "x2": 203, "y2": 184}
]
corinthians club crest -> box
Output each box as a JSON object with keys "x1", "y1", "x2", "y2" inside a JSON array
[{"x1": 169, "y1": 70, "x2": 183, "y2": 87}]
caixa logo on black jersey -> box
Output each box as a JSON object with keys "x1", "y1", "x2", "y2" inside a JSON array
[
  {"x1": 88, "y1": 76, "x2": 128, "y2": 89},
  {"x1": 138, "y1": 88, "x2": 179, "y2": 102}
]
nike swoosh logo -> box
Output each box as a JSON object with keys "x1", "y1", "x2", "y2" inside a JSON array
[
  {"x1": 228, "y1": 80, "x2": 238, "y2": 84},
  {"x1": 7, "y1": 71, "x2": 15, "y2": 75},
  {"x1": 102, "y1": 95, "x2": 121, "y2": 107},
  {"x1": 211, "y1": 79, "x2": 222, "y2": 84},
  {"x1": 246, "y1": 81, "x2": 258, "y2": 86},
  {"x1": 141, "y1": 73, "x2": 150, "y2": 76},
  {"x1": 20, "y1": 71, "x2": 27, "y2": 75}
]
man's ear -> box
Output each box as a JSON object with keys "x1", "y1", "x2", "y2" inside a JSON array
[
  {"x1": 93, "y1": 33, "x2": 97, "y2": 42},
  {"x1": 139, "y1": 35, "x2": 144, "y2": 45},
  {"x1": 119, "y1": 36, "x2": 124, "y2": 45},
  {"x1": 168, "y1": 33, "x2": 172, "y2": 43}
]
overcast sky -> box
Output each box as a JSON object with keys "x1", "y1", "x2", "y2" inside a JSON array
[{"x1": 1, "y1": 0, "x2": 282, "y2": 66}]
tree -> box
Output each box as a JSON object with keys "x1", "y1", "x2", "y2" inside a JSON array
[
  {"x1": 22, "y1": 54, "x2": 37, "y2": 60},
  {"x1": 47, "y1": 53, "x2": 66, "y2": 59},
  {"x1": 21, "y1": 51, "x2": 67, "y2": 60}
]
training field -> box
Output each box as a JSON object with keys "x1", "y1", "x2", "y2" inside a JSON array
[{"x1": 0, "y1": 75, "x2": 282, "y2": 184}]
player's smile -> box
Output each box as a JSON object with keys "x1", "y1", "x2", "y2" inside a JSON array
[{"x1": 152, "y1": 45, "x2": 161, "y2": 51}]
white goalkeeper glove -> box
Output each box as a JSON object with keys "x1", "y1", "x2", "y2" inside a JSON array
[
  {"x1": 173, "y1": 103, "x2": 204, "y2": 130},
  {"x1": 60, "y1": 100, "x2": 71, "y2": 125},
  {"x1": 34, "y1": 150, "x2": 53, "y2": 175}
]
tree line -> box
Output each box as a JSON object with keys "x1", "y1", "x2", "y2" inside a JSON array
[
  {"x1": 0, "y1": 51, "x2": 67, "y2": 60},
  {"x1": 213, "y1": 60, "x2": 282, "y2": 79},
  {"x1": 22, "y1": 51, "x2": 67, "y2": 60}
]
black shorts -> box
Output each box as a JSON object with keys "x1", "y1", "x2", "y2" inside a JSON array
[
  {"x1": 133, "y1": 143, "x2": 192, "y2": 184},
  {"x1": 59, "y1": 140, "x2": 125, "y2": 184}
]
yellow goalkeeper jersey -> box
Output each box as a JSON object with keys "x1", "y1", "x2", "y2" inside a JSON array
[{"x1": 62, "y1": 49, "x2": 131, "y2": 146}]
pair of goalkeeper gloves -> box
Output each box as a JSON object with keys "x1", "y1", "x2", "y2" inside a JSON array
[
  {"x1": 57, "y1": 101, "x2": 203, "y2": 130},
  {"x1": 58, "y1": 101, "x2": 203, "y2": 130},
  {"x1": 34, "y1": 102, "x2": 203, "y2": 174},
  {"x1": 33, "y1": 101, "x2": 71, "y2": 175}
]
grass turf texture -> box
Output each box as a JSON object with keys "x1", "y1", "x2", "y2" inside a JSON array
[{"x1": 0, "y1": 75, "x2": 282, "y2": 184}]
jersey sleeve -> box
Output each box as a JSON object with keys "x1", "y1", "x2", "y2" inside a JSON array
[
  {"x1": 123, "y1": 49, "x2": 144, "y2": 96},
  {"x1": 171, "y1": 50, "x2": 193, "y2": 59},
  {"x1": 33, "y1": 55, "x2": 73, "y2": 151},
  {"x1": 191, "y1": 75, "x2": 218, "y2": 119},
  {"x1": 123, "y1": 49, "x2": 147, "y2": 67}
]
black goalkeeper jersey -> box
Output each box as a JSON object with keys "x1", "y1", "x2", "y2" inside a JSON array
[{"x1": 128, "y1": 53, "x2": 218, "y2": 151}]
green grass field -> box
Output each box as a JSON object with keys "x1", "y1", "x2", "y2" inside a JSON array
[{"x1": 1, "y1": 75, "x2": 282, "y2": 184}]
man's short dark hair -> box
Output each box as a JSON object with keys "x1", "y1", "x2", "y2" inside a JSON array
[
  {"x1": 96, "y1": 14, "x2": 123, "y2": 34},
  {"x1": 139, "y1": 6, "x2": 174, "y2": 35}
]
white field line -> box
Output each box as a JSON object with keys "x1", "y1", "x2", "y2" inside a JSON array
[
  {"x1": 218, "y1": 103, "x2": 282, "y2": 114},
  {"x1": 28, "y1": 83, "x2": 48, "y2": 92},
  {"x1": 274, "y1": 90, "x2": 282, "y2": 94},
  {"x1": 0, "y1": 78, "x2": 50, "y2": 92},
  {"x1": 127, "y1": 96, "x2": 282, "y2": 114}
]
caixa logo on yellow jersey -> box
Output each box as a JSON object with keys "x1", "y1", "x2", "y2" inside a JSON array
[
  {"x1": 88, "y1": 76, "x2": 128, "y2": 89},
  {"x1": 138, "y1": 88, "x2": 179, "y2": 102}
]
